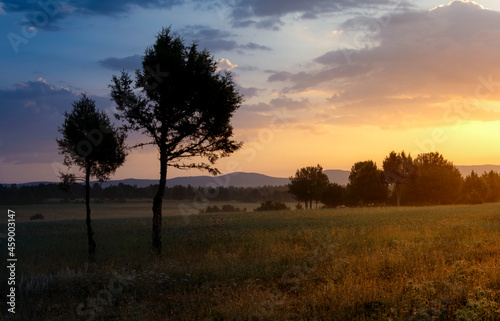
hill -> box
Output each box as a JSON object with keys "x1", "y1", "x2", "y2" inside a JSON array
[
  {"x1": 456, "y1": 165, "x2": 500, "y2": 176},
  {"x1": 6, "y1": 165, "x2": 500, "y2": 188}
]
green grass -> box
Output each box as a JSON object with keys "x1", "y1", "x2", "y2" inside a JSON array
[{"x1": 2, "y1": 203, "x2": 500, "y2": 320}]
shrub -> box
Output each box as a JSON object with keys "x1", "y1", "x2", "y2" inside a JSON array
[
  {"x1": 200, "y1": 204, "x2": 242, "y2": 214},
  {"x1": 30, "y1": 213, "x2": 44, "y2": 220},
  {"x1": 254, "y1": 200, "x2": 290, "y2": 212}
]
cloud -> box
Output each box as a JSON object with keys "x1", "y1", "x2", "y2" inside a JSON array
[
  {"x1": 0, "y1": 2, "x2": 5, "y2": 15},
  {"x1": 236, "y1": 85, "x2": 261, "y2": 98},
  {"x1": 179, "y1": 25, "x2": 272, "y2": 52},
  {"x1": 216, "y1": 58, "x2": 238, "y2": 71},
  {"x1": 266, "y1": 70, "x2": 292, "y2": 82},
  {"x1": 1, "y1": 0, "x2": 192, "y2": 30},
  {"x1": 0, "y1": 78, "x2": 112, "y2": 164},
  {"x1": 2, "y1": 0, "x2": 186, "y2": 16},
  {"x1": 280, "y1": 1, "x2": 500, "y2": 127},
  {"x1": 226, "y1": 0, "x2": 402, "y2": 29},
  {"x1": 245, "y1": 95, "x2": 310, "y2": 112},
  {"x1": 237, "y1": 65, "x2": 259, "y2": 72},
  {"x1": 239, "y1": 42, "x2": 271, "y2": 51},
  {"x1": 98, "y1": 54, "x2": 142, "y2": 71}
]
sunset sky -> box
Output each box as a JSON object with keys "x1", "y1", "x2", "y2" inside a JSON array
[{"x1": 2, "y1": 0, "x2": 500, "y2": 183}]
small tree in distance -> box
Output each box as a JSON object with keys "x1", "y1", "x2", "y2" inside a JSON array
[
  {"x1": 348, "y1": 160, "x2": 388, "y2": 205},
  {"x1": 57, "y1": 94, "x2": 127, "y2": 261},
  {"x1": 288, "y1": 165, "x2": 330, "y2": 209},
  {"x1": 321, "y1": 183, "x2": 345, "y2": 208},
  {"x1": 461, "y1": 170, "x2": 490, "y2": 204},
  {"x1": 110, "y1": 27, "x2": 242, "y2": 255},
  {"x1": 383, "y1": 151, "x2": 413, "y2": 206},
  {"x1": 402, "y1": 152, "x2": 462, "y2": 205}
]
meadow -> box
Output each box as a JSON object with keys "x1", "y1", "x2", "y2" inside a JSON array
[{"x1": 2, "y1": 202, "x2": 500, "y2": 320}]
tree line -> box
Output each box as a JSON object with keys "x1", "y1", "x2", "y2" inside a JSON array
[
  {"x1": 0, "y1": 183, "x2": 294, "y2": 205},
  {"x1": 288, "y1": 151, "x2": 500, "y2": 208}
]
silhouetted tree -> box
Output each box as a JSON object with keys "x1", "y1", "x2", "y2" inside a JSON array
[
  {"x1": 110, "y1": 27, "x2": 242, "y2": 254},
  {"x1": 348, "y1": 160, "x2": 388, "y2": 205},
  {"x1": 461, "y1": 171, "x2": 490, "y2": 204},
  {"x1": 481, "y1": 170, "x2": 500, "y2": 202},
  {"x1": 288, "y1": 165, "x2": 330, "y2": 209},
  {"x1": 321, "y1": 183, "x2": 345, "y2": 208},
  {"x1": 57, "y1": 94, "x2": 127, "y2": 260},
  {"x1": 383, "y1": 151, "x2": 414, "y2": 206},
  {"x1": 402, "y1": 152, "x2": 462, "y2": 205}
]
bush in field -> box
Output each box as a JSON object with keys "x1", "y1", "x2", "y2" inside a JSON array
[
  {"x1": 254, "y1": 200, "x2": 290, "y2": 212},
  {"x1": 30, "y1": 213, "x2": 44, "y2": 220},
  {"x1": 200, "y1": 204, "x2": 242, "y2": 213}
]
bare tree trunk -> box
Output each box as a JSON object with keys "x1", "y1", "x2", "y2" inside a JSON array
[
  {"x1": 85, "y1": 166, "x2": 96, "y2": 261},
  {"x1": 152, "y1": 150, "x2": 167, "y2": 255}
]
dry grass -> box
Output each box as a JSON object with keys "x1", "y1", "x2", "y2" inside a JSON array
[{"x1": 2, "y1": 203, "x2": 500, "y2": 320}]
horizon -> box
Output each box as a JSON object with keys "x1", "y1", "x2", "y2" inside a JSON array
[
  {"x1": 2, "y1": 0, "x2": 500, "y2": 183},
  {"x1": 3, "y1": 164, "x2": 500, "y2": 185}
]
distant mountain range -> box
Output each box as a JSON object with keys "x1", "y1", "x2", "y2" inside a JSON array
[
  {"x1": 5, "y1": 165, "x2": 500, "y2": 188},
  {"x1": 455, "y1": 165, "x2": 500, "y2": 176},
  {"x1": 91, "y1": 170, "x2": 350, "y2": 188}
]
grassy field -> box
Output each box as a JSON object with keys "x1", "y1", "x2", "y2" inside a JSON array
[
  {"x1": 2, "y1": 202, "x2": 500, "y2": 320},
  {"x1": 0, "y1": 200, "x2": 285, "y2": 223}
]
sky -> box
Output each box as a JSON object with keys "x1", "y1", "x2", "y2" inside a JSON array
[{"x1": 2, "y1": 0, "x2": 500, "y2": 183}]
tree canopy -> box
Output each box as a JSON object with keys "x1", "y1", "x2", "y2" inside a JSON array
[
  {"x1": 348, "y1": 160, "x2": 388, "y2": 205},
  {"x1": 383, "y1": 151, "x2": 414, "y2": 206},
  {"x1": 402, "y1": 152, "x2": 462, "y2": 205},
  {"x1": 109, "y1": 27, "x2": 242, "y2": 254},
  {"x1": 57, "y1": 94, "x2": 126, "y2": 260},
  {"x1": 288, "y1": 164, "x2": 330, "y2": 209}
]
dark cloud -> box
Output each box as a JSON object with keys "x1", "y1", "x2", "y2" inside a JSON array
[
  {"x1": 2, "y1": 0, "x2": 196, "y2": 31},
  {"x1": 2, "y1": 0, "x2": 187, "y2": 16},
  {"x1": 237, "y1": 85, "x2": 261, "y2": 98},
  {"x1": 0, "y1": 78, "x2": 112, "y2": 164},
  {"x1": 237, "y1": 65, "x2": 259, "y2": 72},
  {"x1": 179, "y1": 25, "x2": 272, "y2": 52},
  {"x1": 269, "y1": 96, "x2": 309, "y2": 110},
  {"x1": 239, "y1": 42, "x2": 271, "y2": 51},
  {"x1": 98, "y1": 55, "x2": 142, "y2": 71},
  {"x1": 279, "y1": 1, "x2": 500, "y2": 127},
  {"x1": 180, "y1": 25, "x2": 238, "y2": 51},
  {"x1": 245, "y1": 95, "x2": 310, "y2": 112},
  {"x1": 266, "y1": 71, "x2": 292, "y2": 82},
  {"x1": 226, "y1": 0, "x2": 403, "y2": 29}
]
